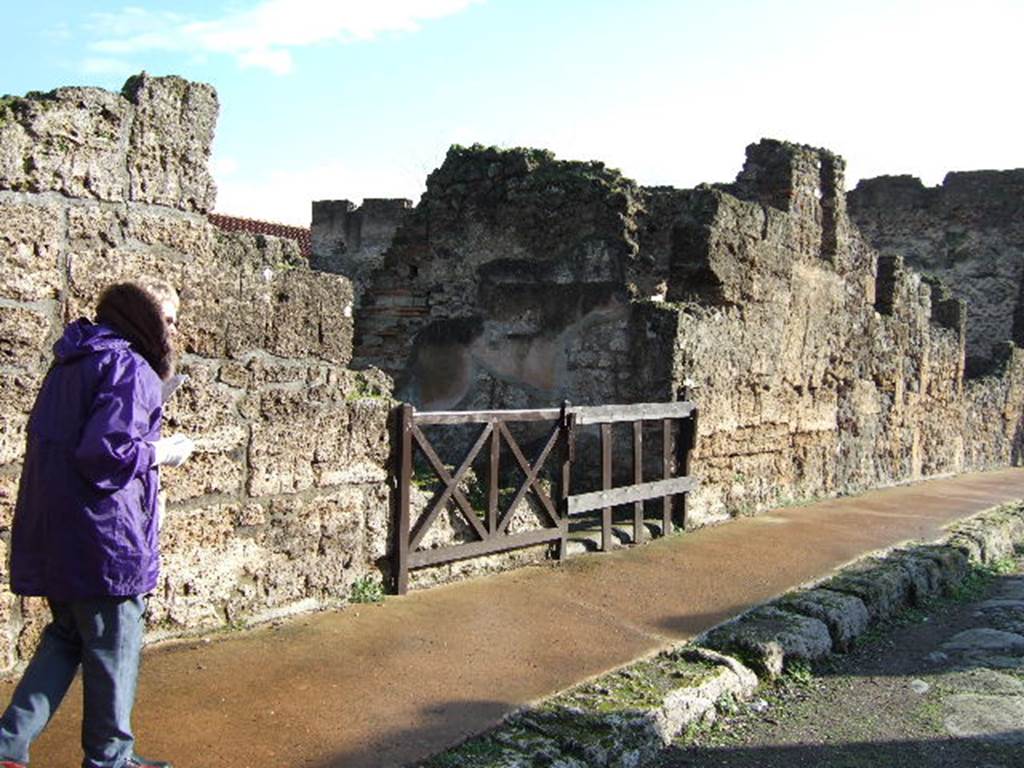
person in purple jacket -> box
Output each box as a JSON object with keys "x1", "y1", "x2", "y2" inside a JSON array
[{"x1": 0, "y1": 280, "x2": 194, "y2": 768}]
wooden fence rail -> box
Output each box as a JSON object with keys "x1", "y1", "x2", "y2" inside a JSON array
[{"x1": 392, "y1": 400, "x2": 697, "y2": 594}]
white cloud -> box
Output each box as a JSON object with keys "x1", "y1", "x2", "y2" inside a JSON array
[
  {"x1": 212, "y1": 157, "x2": 424, "y2": 225},
  {"x1": 85, "y1": 0, "x2": 482, "y2": 75}
]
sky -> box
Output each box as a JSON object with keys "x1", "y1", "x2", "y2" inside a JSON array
[{"x1": 2, "y1": 0, "x2": 1022, "y2": 225}]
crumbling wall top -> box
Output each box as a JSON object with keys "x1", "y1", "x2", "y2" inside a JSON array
[
  {"x1": 415, "y1": 143, "x2": 642, "y2": 272},
  {"x1": 0, "y1": 72, "x2": 217, "y2": 213}
]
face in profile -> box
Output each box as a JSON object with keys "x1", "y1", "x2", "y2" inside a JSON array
[{"x1": 160, "y1": 299, "x2": 179, "y2": 339}]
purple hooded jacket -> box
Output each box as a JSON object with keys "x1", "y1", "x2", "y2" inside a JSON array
[{"x1": 10, "y1": 319, "x2": 163, "y2": 600}]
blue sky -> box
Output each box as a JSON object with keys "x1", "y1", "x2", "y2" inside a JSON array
[{"x1": 3, "y1": 1, "x2": 1022, "y2": 224}]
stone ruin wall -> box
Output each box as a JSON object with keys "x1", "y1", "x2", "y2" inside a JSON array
[
  {"x1": 347, "y1": 140, "x2": 1024, "y2": 529},
  {"x1": 0, "y1": 75, "x2": 392, "y2": 674},
  {"x1": 848, "y1": 170, "x2": 1024, "y2": 374},
  {"x1": 311, "y1": 198, "x2": 412, "y2": 283}
]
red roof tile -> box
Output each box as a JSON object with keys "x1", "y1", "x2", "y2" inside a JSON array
[{"x1": 208, "y1": 213, "x2": 312, "y2": 257}]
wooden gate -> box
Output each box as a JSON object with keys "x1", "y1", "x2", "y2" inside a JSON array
[{"x1": 393, "y1": 400, "x2": 697, "y2": 594}]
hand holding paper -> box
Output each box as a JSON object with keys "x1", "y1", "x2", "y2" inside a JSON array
[{"x1": 150, "y1": 433, "x2": 195, "y2": 468}]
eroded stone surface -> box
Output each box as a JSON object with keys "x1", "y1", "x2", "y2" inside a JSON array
[
  {"x1": 942, "y1": 628, "x2": 1024, "y2": 655},
  {"x1": 823, "y1": 558, "x2": 914, "y2": 621},
  {"x1": 0, "y1": 198, "x2": 65, "y2": 302},
  {"x1": 424, "y1": 647, "x2": 756, "y2": 768},
  {"x1": 350, "y1": 140, "x2": 1024, "y2": 527},
  {"x1": 773, "y1": 588, "x2": 869, "y2": 651},
  {"x1": 944, "y1": 694, "x2": 1024, "y2": 743},
  {"x1": 701, "y1": 607, "x2": 832, "y2": 678},
  {"x1": 850, "y1": 170, "x2": 1024, "y2": 370}
]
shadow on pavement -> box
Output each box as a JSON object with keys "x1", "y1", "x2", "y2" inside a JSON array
[{"x1": 303, "y1": 698, "x2": 510, "y2": 768}]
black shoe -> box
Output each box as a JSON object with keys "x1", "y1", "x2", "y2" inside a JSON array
[{"x1": 126, "y1": 756, "x2": 172, "y2": 768}]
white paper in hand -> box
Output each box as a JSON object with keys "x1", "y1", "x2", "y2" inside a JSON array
[{"x1": 161, "y1": 374, "x2": 189, "y2": 404}]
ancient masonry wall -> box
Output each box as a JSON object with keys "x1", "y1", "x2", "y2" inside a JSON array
[
  {"x1": 0, "y1": 75, "x2": 392, "y2": 674},
  {"x1": 847, "y1": 171, "x2": 1024, "y2": 374},
  {"x1": 349, "y1": 140, "x2": 1024, "y2": 529}
]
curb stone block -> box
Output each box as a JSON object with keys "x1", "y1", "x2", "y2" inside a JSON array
[
  {"x1": 892, "y1": 550, "x2": 944, "y2": 604},
  {"x1": 823, "y1": 557, "x2": 913, "y2": 620},
  {"x1": 512, "y1": 709, "x2": 662, "y2": 768},
  {"x1": 700, "y1": 606, "x2": 832, "y2": 678},
  {"x1": 908, "y1": 544, "x2": 970, "y2": 593},
  {"x1": 948, "y1": 532, "x2": 985, "y2": 563},
  {"x1": 949, "y1": 505, "x2": 1024, "y2": 564},
  {"x1": 421, "y1": 649, "x2": 755, "y2": 768},
  {"x1": 773, "y1": 588, "x2": 869, "y2": 651}
]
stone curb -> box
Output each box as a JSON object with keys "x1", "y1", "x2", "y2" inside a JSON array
[
  {"x1": 701, "y1": 501, "x2": 1024, "y2": 677},
  {"x1": 419, "y1": 501, "x2": 1024, "y2": 768}
]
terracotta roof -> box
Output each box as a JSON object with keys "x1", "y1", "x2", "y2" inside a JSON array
[{"x1": 208, "y1": 213, "x2": 312, "y2": 257}]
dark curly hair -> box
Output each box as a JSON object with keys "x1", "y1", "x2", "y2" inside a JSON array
[{"x1": 95, "y1": 282, "x2": 174, "y2": 380}]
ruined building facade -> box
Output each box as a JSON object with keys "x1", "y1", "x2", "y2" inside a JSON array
[
  {"x1": 848, "y1": 171, "x2": 1024, "y2": 374},
  {"x1": 335, "y1": 140, "x2": 1024, "y2": 523},
  {"x1": 1, "y1": 73, "x2": 1022, "y2": 674}
]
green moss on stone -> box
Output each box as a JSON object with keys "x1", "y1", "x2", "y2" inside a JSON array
[{"x1": 544, "y1": 652, "x2": 720, "y2": 715}]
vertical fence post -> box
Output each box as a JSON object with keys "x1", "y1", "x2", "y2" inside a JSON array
[
  {"x1": 557, "y1": 401, "x2": 573, "y2": 560},
  {"x1": 489, "y1": 418, "x2": 500, "y2": 536},
  {"x1": 396, "y1": 403, "x2": 414, "y2": 595},
  {"x1": 633, "y1": 420, "x2": 643, "y2": 544},
  {"x1": 601, "y1": 422, "x2": 613, "y2": 552},
  {"x1": 679, "y1": 403, "x2": 698, "y2": 532},
  {"x1": 662, "y1": 418, "x2": 673, "y2": 536}
]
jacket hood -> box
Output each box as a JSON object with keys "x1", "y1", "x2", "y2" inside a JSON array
[{"x1": 52, "y1": 319, "x2": 130, "y2": 365}]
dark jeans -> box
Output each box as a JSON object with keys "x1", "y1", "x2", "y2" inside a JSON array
[{"x1": 0, "y1": 596, "x2": 145, "y2": 768}]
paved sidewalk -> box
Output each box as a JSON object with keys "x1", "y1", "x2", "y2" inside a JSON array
[{"x1": 7, "y1": 468, "x2": 1024, "y2": 768}]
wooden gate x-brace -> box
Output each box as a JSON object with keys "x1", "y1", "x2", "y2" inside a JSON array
[{"x1": 393, "y1": 400, "x2": 697, "y2": 594}]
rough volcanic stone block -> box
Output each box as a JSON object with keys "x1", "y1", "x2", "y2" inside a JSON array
[
  {"x1": 247, "y1": 388, "x2": 323, "y2": 496},
  {"x1": 0, "y1": 87, "x2": 132, "y2": 201},
  {"x1": 248, "y1": 383, "x2": 389, "y2": 498},
  {"x1": 701, "y1": 606, "x2": 833, "y2": 678},
  {"x1": 64, "y1": 203, "x2": 198, "y2": 322},
  {"x1": 124, "y1": 207, "x2": 215, "y2": 255},
  {"x1": 0, "y1": 474, "x2": 18, "y2": 529},
  {"x1": 430, "y1": 647, "x2": 756, "y2": 768},
  {"x1": 161, "y1": 450, "x2": 244, "y2": 504},
  {"x1": 193, "y1": 230, "x2": 351, "y2": 362},
  {"x1": 0, "y1": 199, "x2": 65, "y2": 302},
  {"x1": 824, "y1": 557, "x2": 914, "y2": 621},
  {"x1": 0, "y1": 304, "x2": 54, "y2": 370},
  {"x1": 152, "y1": 502, "x2": 263, "y2": 630},
  {"x1": 0, "y1": 572, "x2": 14, "y2": 671},
  {"x1": 774, "y1": 588, "x2": 870, "y2": 651},
  {"x1": 159, "y1": 359, "x2": 247, "y2": 502},
  {"x1": 0, "y1": 373, "x2": 41, "y2": 466},
  {"x1": 891, "y1": 550, "x2": 945, "y2": 604},
  {"x1": 905, "y1": 544, "x2": 970, "y2": 593},
  {"x1": 265, "y1": 268, "x2": 354, "y2": 365},
  {"x1": 15, "y1": 596, "x2": 49, "y2": 660},
  {"x1": 122, "y1": 73, "x2": 218, "y2": 213},
  {"x1": 949, "y1": 509, "x2": 1023, "y2": 564}
]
